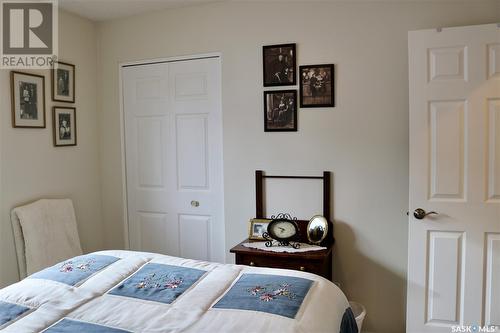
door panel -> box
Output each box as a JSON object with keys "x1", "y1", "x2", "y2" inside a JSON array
[
  {"x1": 176, "y1": 114, "x2": 209, "y2": 190},
  {"x1": 137, "y1": 118, "x2": 164, "y2": 187},
  {"x1": 487, "y1": 99, "x2": 500, "y2": 202},
  {"x1": 426, "y1": 231, "x2": 464, "y2": 325},
  {"x1": 123, "y1": 64, "x2": 170, "y2": 252},
  {"x1": 169, "y1": 58, "x2": 225, "y2": 264},
  {"x1": 123, "y1": 57, "x2": 224, "y2": 263},
  {"x1": 174, "y1": 72, "x2": 208, "y2": 100},
  {"x1": 137, "y1": 212, "x2": 170, "y2": 254},
  {"x1": 429, "y1": 100, "x2": 467, "y2": 201},
  {"x1": 488, "y1": 44, "x2": 500, "y2": 79},
  {"x1": 484, "y1": 233, "x2": 500, "y2": 326},
  {"x1": 408, "y1": 24, "x2": 500, "y2": 333},
  {"x1": 428, "y1": 46, "x2": 467, "y2": 82},
  {"x1": 179, "y1": 214, "x2": 210, "y2": 261}
]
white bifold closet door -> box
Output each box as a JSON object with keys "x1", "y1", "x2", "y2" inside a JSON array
[
  {"x1": 122, "y1": 57, "x2": 225, "y2": 263},
  {"x1": 408, "y1": 24, "x2": 500, "y2": 332}
]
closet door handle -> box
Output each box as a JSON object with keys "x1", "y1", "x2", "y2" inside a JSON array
[{"x1": 191, "y1": 200, "x2": 199, "y2": 207}]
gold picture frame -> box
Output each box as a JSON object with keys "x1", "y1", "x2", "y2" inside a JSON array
[{"x1": 248, "y1": 218, "x2": 271, "y2": 240}]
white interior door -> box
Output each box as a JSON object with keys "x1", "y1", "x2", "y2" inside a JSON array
[
  {"x1": 408, "y1": 24, "x2": 500, "y2": 332},
  {"x1": 123, "y1": 56, "x2": 225, "y2": 263}
]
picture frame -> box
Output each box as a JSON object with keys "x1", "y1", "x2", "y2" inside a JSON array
[
  {"x1": 263, "y1": 43, "x2": 296, "y2": 87},
  {"x1": 10, "y1": 71, "x2": 46, "y2": 128},
  {"x1": 248, "y1": 219, "x2": 271, "y2": 240},
  {"x1": 264, "y1": 90, "x2": 297, "y2": 132},
  {"x1": 52, "y1": 61, "x2": 75, "y2": 103},
  {"x1": 53, "y1": 107, "x2": 77, "y2": 147},
  {"x1": 299, "y1": 64, "x2": 335, "y2": 108}
]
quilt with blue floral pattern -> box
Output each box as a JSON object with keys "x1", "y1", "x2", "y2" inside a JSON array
[
  {"x1": 45, "y1": 318, "x2": 131, "y2": 333},
  {"x1": 0, "y1": 250, "x2": 357, "y2": 333},
  {"x1": 213, "y1": 273, "x2": 313, "y2": 318},
  {"x1": 108, "y1": 263, "x2": 206, "y2": 304},
  {"x1": 29, "y1": 254, "x2": 119, "y2": 286}
]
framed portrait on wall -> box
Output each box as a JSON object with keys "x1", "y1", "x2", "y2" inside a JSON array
[
  {"x1": 264, "y1": 90, "x2": 297, "y2": 132},
  {"x1": 52, "y1": 61, "x2": 75, "y2": 103},
  {"x1": 10, "y1": 71, "x2": 46, "y2": 128},
  {"x1": 263, "y1": 43, "x2": 296, "y2": 87},
  {"x1": 299, "y1": 64, "x2": 335, "y2": 108},
  {"x1": 53, "y1": 107, "x2": 77, "y2": 147}
]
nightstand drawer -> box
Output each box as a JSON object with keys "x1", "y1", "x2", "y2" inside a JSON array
[
  {"x1": 231, "y1": 239, "x2": 333, "y2": 281},
  {"x1": 236, "y1": 254, "x2": 327, "y2": 277}
]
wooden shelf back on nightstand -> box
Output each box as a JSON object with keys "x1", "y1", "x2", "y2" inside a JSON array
[{"x1": 254, "y1": 170, "x2": 334, "y2": 247}]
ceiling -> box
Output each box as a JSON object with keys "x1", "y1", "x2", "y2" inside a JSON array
[
  {"x1": 59, "y1": 0, "x2": 491, "y2": 22},
  {"x1": 59, "y1": 0, "x2": 222, "y2": 22}
]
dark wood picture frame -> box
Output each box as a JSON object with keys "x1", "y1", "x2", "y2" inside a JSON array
[
  {"x1": 262, "y1": 43, "x2": 296, "y2": 87},
  {"x1": 53, "y1": 106, "x2": 77, "y2": 147},
  {"x1": 52, "y1": 61, "x2": 75, "y2": 103},
  {"x1": 10, "y1": 71, "x2": 46, "y2": 128},
  {"x1": 299, "y1": 64, "x2": 335, "y2": 108},
  {"x1": 263, "y1": 90, "x2": 297, "y2": 132}
]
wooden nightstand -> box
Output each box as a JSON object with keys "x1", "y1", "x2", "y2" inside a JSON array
[
  {"x1": 231, "y1": 170, "x2": 335, "y2": 281},
  {"x1": 230, "y1": 239, "x2": 333, "y2": 280}
]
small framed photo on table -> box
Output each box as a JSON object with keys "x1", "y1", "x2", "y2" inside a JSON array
[
  {"x1": 248, "y1": 219, "x2": 271, "y2": 240},
  {"x1": 299, "y1": 64, "x2": 335, "y2": 108},
  {"x1": 10, "y1": 71, "x2": 46, "y2": 128},
  {"x1": 264, "y1": 90, "x2": 297, "y2": 132},
  {"x1": 52, "y1": 61, "x2": 75, "y2": 103},
  {"x1": 53, "y1": 107, "x2": 77, "y2": 147}
]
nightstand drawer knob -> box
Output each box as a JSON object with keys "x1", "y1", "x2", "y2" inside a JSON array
[{"x1": 249, "y1": 261, "x2": 255, "y2": 266}]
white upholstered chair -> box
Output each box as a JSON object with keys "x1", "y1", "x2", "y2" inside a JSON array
[{"x1": 11, "y1": 198, "x2": 83, "y2": 278}]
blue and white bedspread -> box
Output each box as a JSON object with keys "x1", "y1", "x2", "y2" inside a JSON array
[{"x1": 0, "y1": 250, "x2": 357, "y2": 333}]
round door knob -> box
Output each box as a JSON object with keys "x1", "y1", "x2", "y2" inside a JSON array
[
  {"x1": 299, "y1": 266, "x2": 305, "y2": 271},
  {"x1": 191, "y1": 200, "x2": 199, "y2": 207},
  {"x1": 413, "y1": 208, "x2": 438, "y2": 220},
  {"x1": 249, "y1": 261, "x2": 255, "y2": 266}
]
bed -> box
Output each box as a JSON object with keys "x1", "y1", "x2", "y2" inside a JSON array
[{"x1": 0, "y1": 250, "x2": 358, "y2": 333}]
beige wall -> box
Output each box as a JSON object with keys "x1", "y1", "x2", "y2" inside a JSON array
[
  {"x1": 97, "y1": 2, "x2": 499, "y2": 332},
  {"x1": 0, "y1": 11, "x2": 103, "y2": 287}
]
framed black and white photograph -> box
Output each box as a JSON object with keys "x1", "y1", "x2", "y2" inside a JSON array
[
  {"x1": 53, "y1": 107, "x2": 77, "y2": 147},
  {"x1": 248, "y1": 219, "x2": 271, "y2": 240},
  {"x1": 263, "y1": 43, "x2": 296, "y2": 87},
  {"x1": 299, "y1": 64, "x2": 335, "y2": 108},
  {"x1": 264, "y1": 90, "x2": 297, "y2": 132},
  {"x1": 52, "y1": 61, "x2": 75, "y2": 103},
  {"x1": 10, "y1": 71, "x2": 46, "y2": 128}
]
